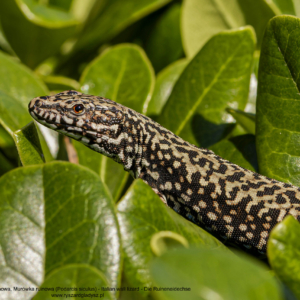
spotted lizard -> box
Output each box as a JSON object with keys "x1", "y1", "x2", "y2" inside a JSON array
[{"x1": 28, "y1": 90, "x2": 300, "y2": 254}]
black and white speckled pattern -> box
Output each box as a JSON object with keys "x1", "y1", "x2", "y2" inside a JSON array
[{"x1": 28, "y1": 90, "x2": 300, "y2": 253}]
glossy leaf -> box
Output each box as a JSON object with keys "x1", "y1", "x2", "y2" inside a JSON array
[
  {"x1": 158, "y1": 27, "x2": 255, "y2": 148},
  {"x1": 0, "y1": 0, "x2": 78, "y2": 68},
  {"x1": 267, "y1": 216, "x2": 300, "y2": 299},
  {"x1": 150, "y1": 248, "x2": 284, "y2": 300},
  {"x1": 13, "y1": 121, "x2": 45, "y2": 166},
  {"x1": 227, "y1": 108, "x2": 256, "y2": 135},
  {"x1": 34, "y1": 264, "x2": 113, "y2": 300},
  {"x1": 181, "y1": 0, "x2": 274, "y2": 57},
  {"x1": 0, "y1": 166, "x2": 44, "y2": 300},
  {"x1": 210, "y1": 134, "x2": 258, "y2": 172},
  {"x1": 117, "y1": 179, "x2": 227, "y2": 295},
  {"x1": 0, "y1": 162, "x2": 122, "y2": 298},
  {"x1": 147, "y1": 59, "x2": 188, "y2": 117},
  {"x1": 43, "y1": 162, "x2": 121, "y2": 293},
  {"x1": 70, "y1": 0, "x2": 172, "y2": 61},
  {"x1": 79, "y1": 44, "x2": 154, "y2": 201},
  {"x1": 256, "y1": 16, "x2": 300, "y2": 185},
  {"x1": 145, "y1": 3, "x2": 184, "y2": 72},
  {"x1": 0, "y1": 50, "x2": 48, "y2": 135}
]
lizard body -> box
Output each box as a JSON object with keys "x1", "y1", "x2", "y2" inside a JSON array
[{"x1": 28, "y1": 90, "x2": 300, "y2": 253}]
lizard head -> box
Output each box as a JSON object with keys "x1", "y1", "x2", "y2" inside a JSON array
[{"x1": 28, "y1": 90, "x2": 130, "y2": 161}]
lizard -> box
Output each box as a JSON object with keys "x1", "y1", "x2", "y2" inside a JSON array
[{"x1": 28, "y1": 90, "x2": 300, "y2": 254}]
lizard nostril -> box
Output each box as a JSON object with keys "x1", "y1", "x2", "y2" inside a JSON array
[{"x1": 35, "y1": 100, "x2": 42, "y2": 107}]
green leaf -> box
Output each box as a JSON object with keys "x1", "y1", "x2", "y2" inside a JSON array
[
  {"x1": 226, "y1": 108, "x2": 256, "y2": 135},
  {"x1": 36, "y1": 126, "x2": 55, "y2": 163},
  {"x1": 0, "y1": 125, "x2": 18, "y2": 176},
  {"x1": 117, "y1": 180, "x2": 227, "y2": 295},
  {"x1": 0, "y1": 162, "x2": 122, "y2": 298},
  {"x1": 43, "y1": 75, "x2": 80, "y2": 93},
  {"x1": 73, "y1": 141, "x2": 102, "y2": 175},
  {"x1": 0, "y1": 152, "x2": 16, "y2": 177},
  {"x1": 81, "y1": 44, "x2": 154, "y2": 113},
  {"x1": 0, "y1": 125, "x2": 14, "y2": 148},
  {"x1": 145, "y1": 3, "x2": 184, "y2": 72},
  {"x1": 158, "y1": 27, "x2": 255, "y2": 148},
  {"x1": 150, "y1": 231, "x2": 189, "y2": 257},
  {"x1": 147, "y1": 59, "x2": 188, "y2": 117},
  {"x1": 34, "y1": 264, "x2": 113, "y2": 300},
  {"x1": 79, "y1": 44, "x2": 154, "y2": 201},
  {"x1": 0, "y1": 50, "x2": 52, "y2": 165},
  {"x1": 150, "y1": 248, "x2": 284, "y2": 300},
  {"x1": 49, "y1": 0, "x2": 73, "y2": 11},
  {"x1": 0, "y1": 166, "x2": 44, "y2": 300},
  {"x1": 69, "y1": 0, "x2": 97, "y2": 23},
  {"x1": 181, "y1": 0, "x2": 274, "y2": 57},
  {"x1": 13, "y1": 121, "x2": 45, "y2": 166},
  {"x1": 43, "y1": 162, "x2": 121, "y2": 294},
  {"x1": 210, "y1": 134, "x2": 258, "y2": 172},
  {"x1": 256, "y1": 15, "x2": 300, "y2": 185},
  {"x1": 266, "y1": 0, "x2": 299, "y2": 16},
  {"x1": 0, "y1": 50, "x2": 48, "y2": 135},
  {"x1": 69, "y1": 0, "x2": 172, "y2": 61},
  {"x1": 267, "y1": 216, "x2": 300, "y2": 299},
  {"x1": 0, "y1": 0, "x2": 78, "y2": 68}
]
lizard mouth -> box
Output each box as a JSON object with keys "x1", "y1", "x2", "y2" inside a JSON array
[{"x1": 29, "y1": 108, "x2": 97, "y2": 143}]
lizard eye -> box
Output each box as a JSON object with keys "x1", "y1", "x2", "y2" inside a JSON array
[{"x1": 73, "y1": 104, "x2": 85, "y2": 114}]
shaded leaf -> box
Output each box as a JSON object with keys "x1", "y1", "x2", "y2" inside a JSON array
[
  {"x1": 79, "y1": 44, "x2": 154, "y2": 201},
  {"x1": 145, "y1": 3, "x2": 184, "y2": 72},
  {"x1": 13, "y1": 121, "x2": 45, "y2": 166},
  {"x1": 210, "y1": 134, "x2": 258, "y2": 172},
  {"x1": 158, "y1": 27, "x2": 255, "y2": 148},
  {"x1": 147, "y1": 59, "x2": 188, "y2": 117},
  {"x1": 0, "y1": 126, "x2": 18, "y2": 176},
  {"x1": 73, "y1": 141, "x2": 102, "y2": 175},
  {"x1": 117, "y1": 180, "x2": 227, "y2": 295},
  {"x1": 150, "y1": 248, "x2": 283, "y2": 300},
  {"x1": 0, "y1": 0, "x2": 78, "y2": 68},
  {"x1": 256, "y1": 16, "x2": 300, "y2": 185},
  {"x1": 69, "y1": 0, "x2": 172, "y2": 62},
  {"x1": 227, "y1": 108, "x2": 256, "y2": 135},
  {"x1": 0, "y1": 152, "x2": 16, "y2": 177},
  {"x1": 0, "y1": 124, "x2": 14, "y2": 148},
  {"x1": 267, "y1": 216, "x2": 300, "y2": 299}
]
